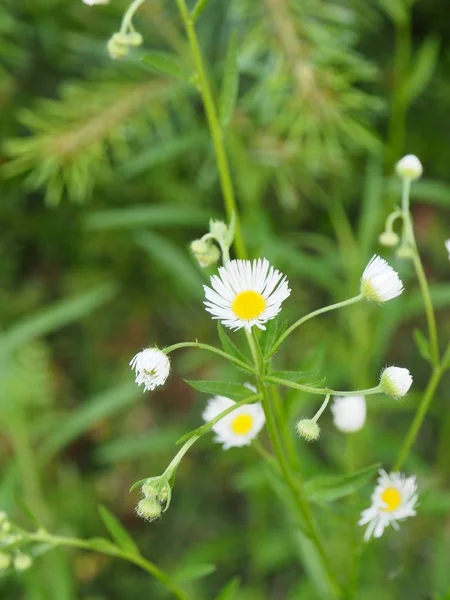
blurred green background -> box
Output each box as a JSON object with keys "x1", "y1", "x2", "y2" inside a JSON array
[{"x1": 2, "y1": 0, "x2": 450, "y2": 598}]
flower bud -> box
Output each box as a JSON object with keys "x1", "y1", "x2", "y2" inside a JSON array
[
  {"x1": 126, "y1": 32, "x2": 143, "y2": 46},
  {"x1": 13, "y1": 552, "x2": 32, "y2": 571},
  {"x1": 445, "y1": 240, "x2": 450, "y2": 260},
  {"x1": 296, "y1": 419, "x2": 320, "y2": 442},
  {"x1": 395, "y1": 155, "x2": 423, "y2": 181},
  {"x1": 0, "y1": 552, "x2": 11, "y2": 571},
  {"x1": 107, "y1": 34, "x2": 130, "y2": 60},
  {"x1": 379, "y1": 366, "x2": 413, "y2": 399},
  {"x1": 190, "y1": 239, "x2": 221, "y2": 268},
  {"x1": 396, "y1": 246, "x2": 415, "y2": 259},
  {"x1": 136, "y1": 497, "x2": 163, "y2": 522},
  {"x1": 379, "y1": 231, "x2": 399, "y2": 248}
]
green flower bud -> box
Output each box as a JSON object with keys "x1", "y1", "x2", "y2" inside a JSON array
[
  {"x1": 0, "y1": 552, "x2": 11, "y2": 571},
  {"x1": 136, "y1": 498, "x2": 162, "y2": 522},
  {"x1": 126, "y1": 32, "x2": 143, "y2": 46},
  {"x1": 190, "y1": 239, "x2": 221, "y2": 268},
  {"x1": 396, "y1": 246, "x2": 415, "y2": 259},
  {"x1": 107, "y1": 33, "x2": 129, "y2": 60},
  {"x1": 13, "y1": 552, "x2": 32, "y2": 571},
  {"x1": 296, "y1": 419, "x2": 320, "y2": 442},
  {"x1": 379, "y1": 231, "x2": 399, "y2": 248}
]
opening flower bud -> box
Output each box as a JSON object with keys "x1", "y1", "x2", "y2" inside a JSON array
[
  {"x1": 379, "y1": 366, "x2": 413, "y2": 399},
  {"x1": 395, "y1": 155, "x2": 423, "y2": 181},
  {"x1": 296, "y1": 419, "x2": 320, "y2": 442},
  {"x1": 136, "y1": 498, "x2": 163, "y2": 522},
  {"x1": 190, "y1": 239, "x2": 221, "y2": 268}
]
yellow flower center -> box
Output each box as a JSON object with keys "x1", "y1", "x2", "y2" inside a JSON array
[
  {"x1": 232, "y1": 290, "x2": 266, "y2": 320},
  {"x1": 380, "y1": 487, "x2": 402, "y2": 512},
  {"x1": 231, "y1": 414, "x2": 254, "y2": 436}
]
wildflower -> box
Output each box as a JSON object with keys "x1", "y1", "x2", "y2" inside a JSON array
[
  {"x1": 359, "y1": 470, "x2": 418, "y2": 540},
  {"x1": 395, "y1": 155, "x2": 423, "y2": 181},
  {"x1": 445, "y1": 240, "x2": 450, "y2": 260},
  {"x1": 190, "y1": 238, "x2": 221, "y2": 268},
  {"x1": 360, "y1": 255, "x2": 403, "y2": 303},
  {"x1": 331, "y1": 396, "x2": 366, "y2": 433},
  {"x1": 13, "y1": 552, "x2": 32, "y2": 571},
  {"x1": 129, "y1": 348, "x2": 170, "y2": 392},
  {"x1": 202, "y1": 394, "x2": 265, "y2": 449},
  {"x1": 204, "y1": 259, "x2": 290, "y2": 331},
  {"x1": 379, "y1": 366, "x2": 412, "y2": 399},
  {"x1": 296, "y1": 419, "x2": 320, "y2": 442}
]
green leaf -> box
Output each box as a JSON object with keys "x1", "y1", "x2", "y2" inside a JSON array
[
  {"x1": 141, "y1": 52, "x2": 189, "y2": 81},
  {"x1": 98, "y1": 505, "x2": 139, "y2": 556},
  {"x1": 405, "y1": 36, "x2": 440, "y2": 103},
  {"x1": 215, "y1": 578, "x2": 241, "y2": 600},
  {"x1": 219, "y1": 31, "x2": 239, "y2": 128},
  {"x1": 172, "y1": 562, "x2": 216, "y2": 583},
  {"x1": 217, "y1": 324, "x2": 249, "y2": 365},
  {"x1": 85, "y1": 205, "x2": 211, "y2": 231},
  {"x1": 191, "y1": 0, "x2": 210, "y2": 22},
  {"x1": 86, "y1": 537, "x2": 120, "y2": 556},
  {"x1": 185, "y1": 380, "x2": 254, "y2": 400},
  {"x1": 413, "y1": 329, "x2": 431, "y2": 363},
  {"x1": 304, "y1": 463, "x2": 381, "y2": 503},
  {"x1": 270, "y1": 370, "x2": 325, "y2": 386}
]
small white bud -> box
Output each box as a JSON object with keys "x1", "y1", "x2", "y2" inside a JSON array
[
  {"x1": 296, "y1": 419, "x2": 320, "y2": 442},
  {"x1": 395, "y1": 155, "x2": 423, "y2": 181},
  {"x1": 136, "y1": 498, "x2": 162, "y2": 522},
  {"x1": 190, "y1": 239, "x2": 221, "y2": 268},
  {"x1": 379, "y1": 366, "x2": 413, "y2": 399},
  {"x1": 13, "y1": 552, "x2": 32, "y2": 571},
  {"x1": 83, "y1": 0, "x2": 109, "y2": 4},
  {"x1": 445, "y1": 240, "x2": 450, "y2": 260},
  {"x1": 0, "y1": 552, "x2": 11, "y2": 571},
  {"x1": 107, "y1": 34, "x2": 130, "y2": 60},
  {"x1": 129, "y1": 347, "x2": 170, "y2": 392},
  {"x1": 379, "y1": 231, "x2": 400, "y2": 248},
  {"x1": 361, "y1": 255, "x2": 403, "y2": 303},
  {"x1": 331, "y1": 396, "x2": 366, "y2": 433}
]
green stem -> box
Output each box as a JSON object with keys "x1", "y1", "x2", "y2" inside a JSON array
[
  {"x1": 25, "y1": 531, "x2": 189, "y2": 600},
  {"x1": 264, "y1": 375, "x2": 380, "y2": 398},
  {"x1": 174, "y1": 0, "x2": 246, "y2": 259},
  {"x1": 312, "y1": 394, "x2": 330, "y2": 422},
  {"x1": 164, "y1": 341, "x2": 254, "y2": 372},
  {"x1": 269, "y1": 295, "x2": 363, "y2": 357},
  {"x1": 394, "y1": 366, "x2": 443, "y2": 470},
  {"x1": 119, "y1": 0, "x2": 148, "y2": 34}
]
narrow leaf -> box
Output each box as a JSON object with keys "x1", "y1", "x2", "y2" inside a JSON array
[
  {"x1": 191, "y1": 0, "x2": 210, "y2": 22},
  {"x1": 185, "y1": 380, "x2": 253, "y2": 400},
  {"x1": 215, "y1": 578, "x2": 241, "y2": 600},
  {"x1": 405, "y1": 36, "x2": 440, "y2": 103},
  {"x1": 172, "y1": 562, "x2": 216, "y2": 583},
  {"x1": 99, "y1": 505, "x2": 139, "y2": 556},
  {"x1": 86, "y1": 537, "x2": 120, "y2": 555},
  {"x1": 413, "y1": 329, "x2": 431, "y2": 363},
  {"x1": 217, "y1": 324, "x2": 248, "y2": 364},
  {"x1": 219, "y1": 31, "x2": 239, "y2": 127},
  {"x1": 141, "y1": 52, "x2": 189, "y2": 81},
  {"x1": 270, "y1": 370, "x2": 325, "y2": 386},
  {"x1": 304, "y1": 463, "x2": 381, "y2": 503}
]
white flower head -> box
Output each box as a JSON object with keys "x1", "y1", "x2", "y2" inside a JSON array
[
  {"x1": 83, "y1": 0, "x2": 109, "y2": 5},
  {"x1": 202, "y1": 392, "x2": 265, "y2": 449},
  {"x1": 360, "y1": 255, "x2": 404, "y2": 303},
  {"x1": 331, "y1": 396, "x2": 366, "y2": 433},
  {"x1": 129, "y1": 348, "x2": 170, "y2": 392},
  {"x1": 445, "y1": 240, "x2": 450, "y2": 260},
  {"x1": 379, "y1": 366, "x2": 412, "y2": 399},
  {"x1": 359, "y1": 469, "x2": 418, "y2": 541},
  {"x1": 395, "y1": 155, "x2": 423, "y2": 181},
  {"x1": 204, "y1": 258, "x2": 290, "y2": 331}
]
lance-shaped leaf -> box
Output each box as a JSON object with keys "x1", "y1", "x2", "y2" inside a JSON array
[{"x1": 303, "y1": 463, "x2": 381, "y2": 503}]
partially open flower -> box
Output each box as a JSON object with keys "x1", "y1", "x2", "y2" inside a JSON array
[
  {"x1": 360, "y1": 255, "x2": 403, "y2": 303},
  {"x1": 204, "y1": 259, "x2": 290, "y2": 331},
  {"x1": 129, "y1": 348, "x2": 170, "y2": 392},
  {"x1": 395, "y1": 155, "x2": 423, "y2": 181},
  {"x1": 359, "y1": 469, "x2": 418, "y2": 540},
  {"x1": 379, "y1": 366, "x2": 412, "y2": 399},
  {"x1": 296, "y1": 419, "x2": 320, "y2": 442},
  {"x1": 331, "y1": 396, "x2": 366, "y2": 433}
]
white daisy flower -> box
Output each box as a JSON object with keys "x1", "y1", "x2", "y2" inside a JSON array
[
  {"x1": 129, "y1": 348, "x2": 170, "y2": 392},
  {"x1": 204, "y1": 258, "x2": 291, "y2": 331},
  {"x1": 331, "y1": 395, "x2": 366, "y2": 433},
  {"x1": 379, "y1": 366, "x2": 412, "y2": 399},
  {"x1": 202, "y1": 392, "x2": 265, "y2": 449},
  {"x1": 360, "y1": 255, "x2": 404, "y2": 303},
  {"x1": 445, "y1": 240, "x2": 450, "y2": 260},
  {"x1": 359, "y1": 469, "x2": 418, "y2": 541},
  {"x1": 395, "y1": 154, "x2": 423, "y2": 181}
]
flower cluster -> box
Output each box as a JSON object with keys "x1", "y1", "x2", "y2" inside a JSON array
[{"x1": 0, "y1": 512, "x2": 32, "y2": 572}]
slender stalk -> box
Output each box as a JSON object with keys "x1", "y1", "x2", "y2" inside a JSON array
[
  {"x1": 174, "y1": 0, "x2": 246, "y2": 259},
  {"x1": 268, "y1": 295, "x2": 363, "y2": 358},
  {"x1": 394, "y1": 366, "x2": 443, "y2": 470},
  {"x1": 25, "y1": 531, "x2": 189, "y2": 600},
  {"x1": 119, "y1": 0, "x2": 148, "y2": 34},
  {"x1": 264, "y1": 375, "x2": 380, "y2": 398},
  {"x1": 164, "y1": 341, "x2": 254, "y2": 372}
]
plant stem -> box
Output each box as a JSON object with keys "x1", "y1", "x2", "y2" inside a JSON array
[
  {"x1": 25, "y1": 531, "x2": 190, "y2": 600},
  {"x1": 269, "y1": 295, "x2": 363, "y2": 358},
  {"x1": 394, "y1": 366, "x2": 443, "y2": 470},
  {"x1": 164, "y1": 341, "x2": 254, "y2": 372},
  {"x1": 264, "y1": 375, "x2": 380, "y2": 398},
  {"x1": 174, "y1": 0, "x2": 246, "y2": 259}
]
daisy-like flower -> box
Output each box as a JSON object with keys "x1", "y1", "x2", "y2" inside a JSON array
[
  {"x1": 379, "y1": 366, "x2": 412, "y2": 399},
  {"x1": 445, "y1": 240, "x2": 450, "y2": 260},
  {"x1": 331, "y1": 395, "x2": 366, "y2": 433},
  {"x1": 204, "y1": 259, "x2": 290, "y2": 331},
  {"x1": 360, "y1": 255, "x2": 404, "y2": 303},
  {"x1": 202, "y1": 393, "x2": 265, "y2": 449},
  {"x1": 359, "y1": 469, "x2": 418, "y2": 541},
  {"x1": 129, "y1": 348, "x2": 170, "y2": 392}
]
